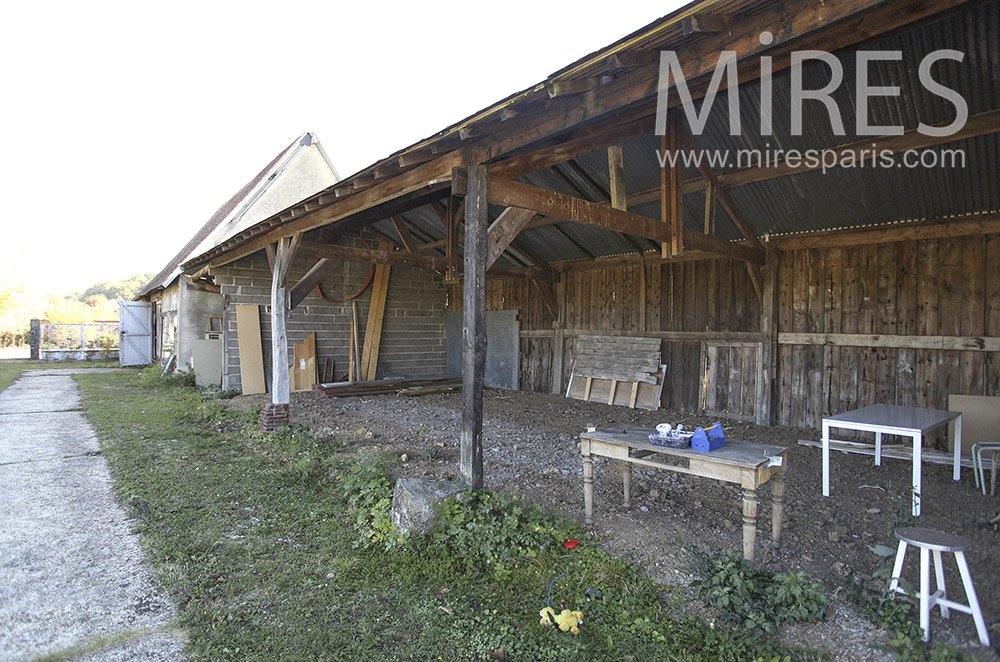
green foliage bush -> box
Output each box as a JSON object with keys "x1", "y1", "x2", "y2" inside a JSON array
[{"x1": 693, "y1": 552, "x2": 827, "y2": 636}]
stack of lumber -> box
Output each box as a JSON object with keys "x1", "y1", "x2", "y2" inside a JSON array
[
  {"x1": 566, "y1": 335, "x2": 665, "y2": 410},
  {"x1": 312, "y1": 376, "x2": 461, "y2": 398}
]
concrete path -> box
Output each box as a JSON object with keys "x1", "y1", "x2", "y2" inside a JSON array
[{"x1": 0, "y1": 369, "x2": 185, "y2": 661}]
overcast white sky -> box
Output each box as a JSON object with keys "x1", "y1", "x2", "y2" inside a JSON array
[{"x1": 0, "y1": 1, "x2": 684, "y2": 295}]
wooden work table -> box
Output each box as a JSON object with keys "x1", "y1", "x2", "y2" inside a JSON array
[{"x1": 579, "y1": 426, "x2": 788, "y2": 561}]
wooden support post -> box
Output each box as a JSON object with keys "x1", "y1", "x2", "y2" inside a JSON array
[
  {"x1": 446, "y1": 195, "x2": 462, "y2": 281},
  {"x1": 461, "y1": 163, "x2": 488, "y2": 489},
  {"x1": 661, "y1": 120, "x2": 683, "y2": 258},
  {"x1": 755, "y1": 243, "x2": 777, "y2": 426},
  {"x1": 703, "y1": 181, "x2": 716, "y2": 235},
  {"x1": 551, "y1": 273, "x2": 566, "y2": 395},
  {"x1": 265, "y1": 233, "x2": 300, "y2": 431},
  {"x1": 607, "y1": 144, "x2": 627, "y2": 211}
]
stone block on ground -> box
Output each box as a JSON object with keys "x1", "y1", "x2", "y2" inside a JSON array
[{"x1": 391, "y1": 478, "x2": 466, "y2": 534}]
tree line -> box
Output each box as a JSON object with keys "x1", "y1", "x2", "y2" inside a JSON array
[{"x1": 0, "y1": 270, "x2": 155, "y2": 347}]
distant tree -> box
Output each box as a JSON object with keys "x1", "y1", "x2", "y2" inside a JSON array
[
  {"x1": 82, "y1": 272, "x2": 157, "y2": 301},
  {"x1": 0, "y1": 270, "x2": 42, "y2": 346},
  {"x1": 42, "y1": 298, "x2": 96, "y2": 324}
]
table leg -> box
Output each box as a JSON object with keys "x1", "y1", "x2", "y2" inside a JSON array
[
  {"x1": 622, "y1": 461, "x2": 632, "y2": 509},
  {"x1": 583, "y1": 453, "x2": 594, "y2": 527},
  {"x1": 771, "y1": 470, "x2": 786, "y2": 546},
  {"x1": 742, "y1": 487, "x2": 758, "y2": 562},
  {"x1": 822, "y1": 420, "x2": 831, "y2": 497},
  {"x1": 912, "y1": 432, "x2": 922, "y2": 517},
  {"x1": 875, "y1": 431, "x2": 883, "y2": 466},
  {"x1": 952, "y1": 415, "x2": 962, "y2": 481}
]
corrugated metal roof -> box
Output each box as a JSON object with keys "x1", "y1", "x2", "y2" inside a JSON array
[{"x1": 189, "y1": 1, "x2": 998, "y2": 273}]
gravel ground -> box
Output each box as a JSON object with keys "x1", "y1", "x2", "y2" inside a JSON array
[{"x1": 231, "y1": 386, "x2": 1000, "y2": 661}]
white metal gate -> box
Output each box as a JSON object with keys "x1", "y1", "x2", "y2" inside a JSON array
[{"x1": 119, "y1": 301, "x2": 153, "y2": 366}]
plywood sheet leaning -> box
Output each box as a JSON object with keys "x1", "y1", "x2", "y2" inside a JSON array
[
  {"x1": 360, "y1": 239, "x2": 392, "y2": 381},
  {"x1": 235, "y1": 304, "x2": 266, "y2": 395},
  {"x1": 948, "y1": 395, "x2": 1000, "y2": 458},
  {"x1": 290, "y1": 332, "x2": 317, "y2": 392}
]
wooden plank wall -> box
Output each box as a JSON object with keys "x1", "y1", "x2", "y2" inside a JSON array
[
  {"x1": 449, "y1": 257, "x2": 761, "y2": 413},
  {"x1": 448, "y1": 233, "x2": 1000, "y2": 429},
  {"x1": 775, "y1": 235, "x2": 1000, "y2": 429}
]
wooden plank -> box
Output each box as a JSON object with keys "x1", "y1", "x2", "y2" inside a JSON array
[
  {"x1": 756, "y1": 245, "x2": 777, "y2": 426},
  {"x1": 777, "y1": 333, "x2": 1000, "y2": 352},
  {"x1": 960, "y1": 236, "x2": 985, "y2": 395},
  {"x1": 390, "y1": 216, "x2": 419, "y2": 253},
  {"x1": 584, "y1": 377, "x2": 594, "y2": 401},
  {"x1": 461, "y1": 163, "x2": 487, "y2": 490},
  {"x1": 896, "y1": 240, "x2": 917, "y2": 407},
  {"x1": 774, "y1": 213, "x2": 1000, "y2": 251},
  {"x1": 359, "y1": 240, "x2": 392, "y2": 381},
  {"x1": 489, "y1": 117, "x2": 655, "y2": 180},
  {"x1": 629, "y1": 381, "x2": 639, "y2": 409},
  {"x1": 681, "y1": 229, "x2": 765, "y2": 265},
  {"x1": 916, "y1": 240, "x2": 939, "y2": 410},
  {"x1": 234, "y1": 304, "x2": 266, "y2": 395},
  {"x1": 486, "y1": 175, "x2": 671, "y2": 243},
  {"x1": 348, "y1": 320, "x2": 356, "y2": 382},
  {"x1": 607, "y1": 379, "x2": 618, "y2": 405},
  {"x1": 352, "y1": 301, "x2": 361, "y2": 380},
  {"x1": 290, "y1": 332, "x2": 317, "y2": 392},
  {"x1": 985, "y1": 235, "x2": 1000, "y2": 397},
  {"x1": 797, "y1": 439, "x2": 975, "y2": 469}
]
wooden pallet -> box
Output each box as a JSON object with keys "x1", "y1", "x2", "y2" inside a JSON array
[{"x1": 565, "y1": 364, "x2": 667, "y2": 410}]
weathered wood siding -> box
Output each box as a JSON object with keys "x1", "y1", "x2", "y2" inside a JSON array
[
  {"x1": 450, "y1": 233, "x2": 1000, "y2": 430},
  {"x1": 451, "y1": 257, "x2": 762, "y2": 413},
  {"x1": 775, "y1": 236, "x2": 1000, "y2": 429}
]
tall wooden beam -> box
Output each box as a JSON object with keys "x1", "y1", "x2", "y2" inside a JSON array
[
  {"x1": 661, "y1": 120, "x2": 683, "y2": 257},
  {"x1": 447, "y1": 196, "x2": 462, "y2": 281},
  {"x1": 461, "y1": 164, "x2": 488, "y2": 490},
  {"x1": 269, "y1": 233, "x2": 301, "y2": 408},
  {"x1": 756, "y1": 244, "x2": 778, "y2": 427},
  {"x1": 607, "y1": 145, "x2": 627, "y2": 211}
]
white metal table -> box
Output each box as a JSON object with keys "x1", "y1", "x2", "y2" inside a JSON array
[{"x1": 822, "y1": 404, "x2": 962, "y2": 516}]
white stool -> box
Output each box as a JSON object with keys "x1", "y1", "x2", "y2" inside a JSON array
[
  {"x1": 887, "y1": 527, "x2": 990, "y2": 646},
  {"x1": 972, "y1": 442, "x2": 1000, "y2": 496}
]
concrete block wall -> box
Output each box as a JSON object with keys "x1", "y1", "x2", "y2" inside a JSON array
[{"x1": 213, "y1": 250, "x2": 447, "y2": 392}]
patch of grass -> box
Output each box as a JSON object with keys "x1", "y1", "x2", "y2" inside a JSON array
[{"x1": 76, "y1": 370, "x2": 824, "y2": 661}]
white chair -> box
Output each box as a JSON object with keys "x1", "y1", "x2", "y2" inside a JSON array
[
  {"x1": 887, "y1": 527, "x2": 990, "y2": 646},
  {"x1": 972, "y1": 442, "x2": 1000, "y2": 496}
]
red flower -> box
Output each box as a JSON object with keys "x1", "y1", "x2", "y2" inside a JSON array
[{"x1": 563, "y1": 539, "x2": 580, "y2": 550}]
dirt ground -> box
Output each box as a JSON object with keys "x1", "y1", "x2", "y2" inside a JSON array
[{"x1": 235, "y1": 388, "x2": 999, "y2": 661}]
